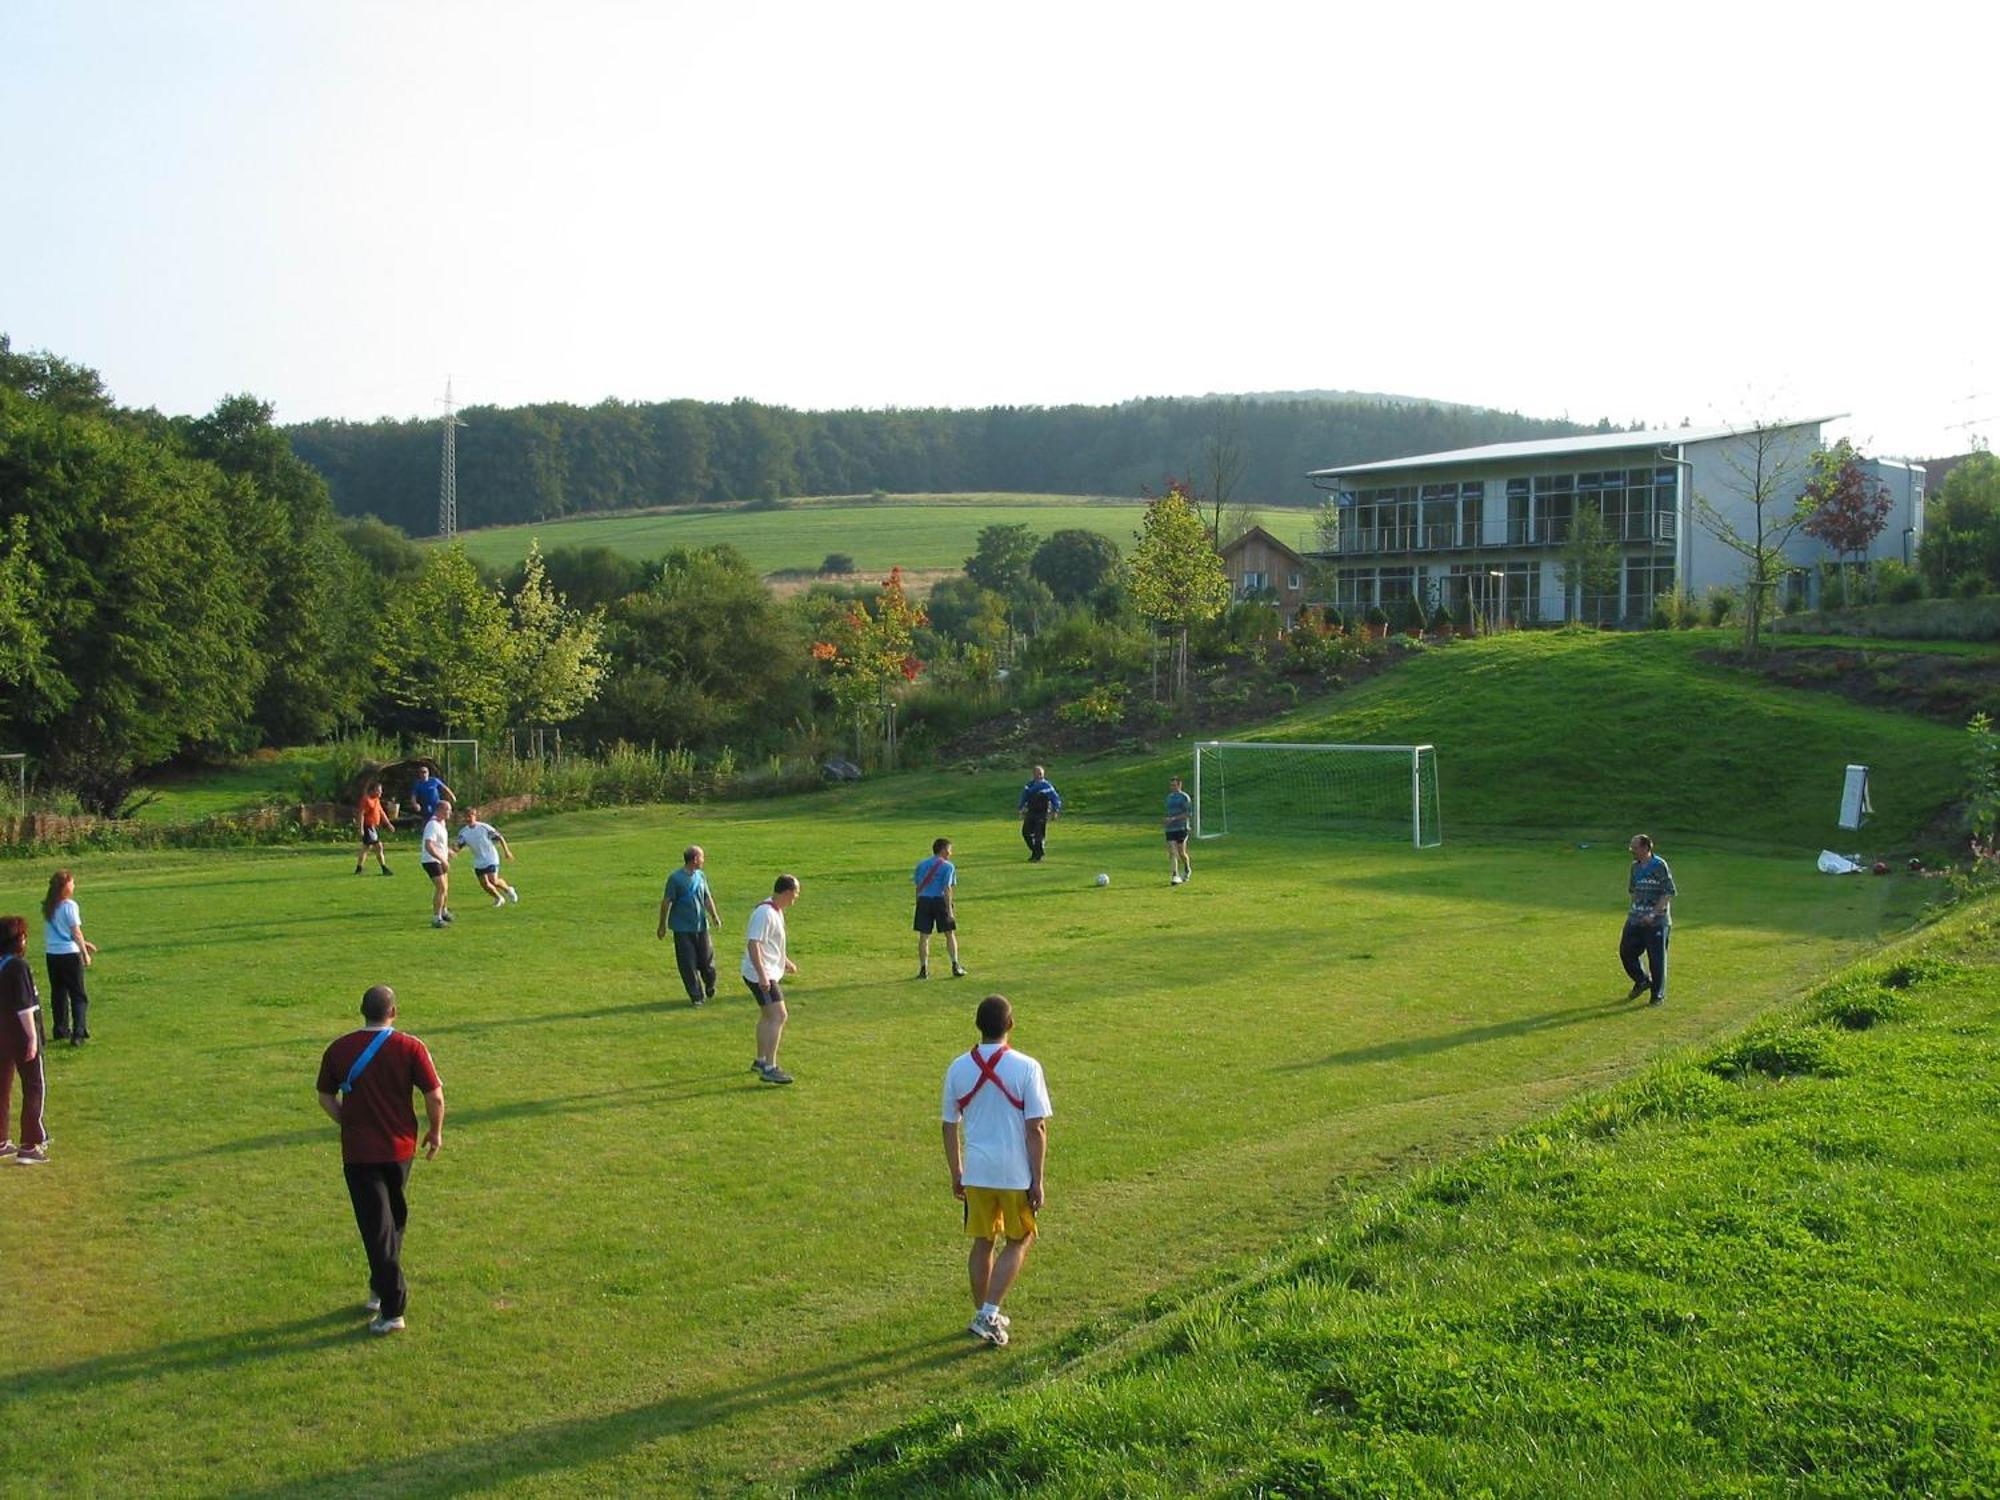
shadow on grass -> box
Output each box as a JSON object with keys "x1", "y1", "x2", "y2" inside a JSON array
[
  {"x1": 19, "y1": 1309, "x2": 361, "y2": 1398},
  {"x1": 1279, "y1": 998, "x2": 1632, "y2": 1071},
  {"x1": 214, "y1": 1000, "x2": 687, "y2": 1054},
  {"x1": 228, "y1": 1330, "x2": 978, "y2": 1499},
  {"x1": 126, "y1": 1077, "x2": 745, "y2": 1166}
]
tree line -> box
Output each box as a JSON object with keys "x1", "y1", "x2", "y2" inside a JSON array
[{"x1": 285, "y1": 393, "x2": 1598, "y2": 534}]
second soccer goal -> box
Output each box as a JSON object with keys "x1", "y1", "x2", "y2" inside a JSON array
[{"x1": 1192, "y1": 741, "x2": 1442, "y2": 848}]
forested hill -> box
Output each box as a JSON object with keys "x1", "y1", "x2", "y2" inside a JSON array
[{"x1": 285, "y1": 395, "x2": 1602, "y2": 535}]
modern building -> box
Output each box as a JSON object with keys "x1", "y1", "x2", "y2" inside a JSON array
[
  {"x1": 1219, "y1": 525, "x2": 1310, "y2": 627},
  {"x1": 1307, "y1": 418, "x2": 1924, "y2": 626}
]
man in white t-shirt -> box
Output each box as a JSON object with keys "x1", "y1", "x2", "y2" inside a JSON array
[
  {"x1": 941, "y1": 994, "x2": 1052, "y2": 1347},
  {"x1": 420, "y1": 801, "x2": 454, "y2": 930},
  {"x1": 456, "y1": 806, "x2": 519, "y2": 909},
  {"x1": 741, "y1": 874, "x2": 801, "y2": 1085}
]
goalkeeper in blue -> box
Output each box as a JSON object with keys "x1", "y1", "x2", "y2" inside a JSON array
[{"x1": 1018, "y1": 767, "x2": 1062, "y2": 862}]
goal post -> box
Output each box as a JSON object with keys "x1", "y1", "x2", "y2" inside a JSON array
[{"x1": 1193, "y1": 741, "x2": 1442, "y2": 849}]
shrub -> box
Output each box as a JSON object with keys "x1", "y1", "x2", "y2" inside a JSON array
[
  {"x1": 1953, "y1": 572, "x2": 1988, "y2": 600},
  {"x1": 1875, "y1": 559, "x2": 1924, "y2": 604},
  {"x1": 818, "y1": 552, "x2": 856, "y2": 575},
  {"x1": 1702, "y1": 587, "x2": 1736, "y2": 626},
  {"x1": 1365, "y1": 605, "x2": 1389, "y2": 631},
  {"x1": 1022, "y1": 610, "x2": 1149, "y2": 677},
  {"x1": 1056, "y1": 683, "x2": 1126, "y2": 726},
  {"x1": 1651, "y1": 588, "x2": 1696, "y2": 630}
]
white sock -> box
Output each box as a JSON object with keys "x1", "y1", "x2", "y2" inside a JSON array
[{"x1": 978, "y1": 1302, "x2": 999, "y2": 1320}]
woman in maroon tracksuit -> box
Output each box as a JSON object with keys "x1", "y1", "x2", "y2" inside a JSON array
[{"x1": 0, "y1": 915, "x2": 50, "y2": 1163}]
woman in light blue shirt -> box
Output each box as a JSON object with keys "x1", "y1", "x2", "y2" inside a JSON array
[{"x1": 42, "y1": 869, "x2": 97, "y2": 1044}]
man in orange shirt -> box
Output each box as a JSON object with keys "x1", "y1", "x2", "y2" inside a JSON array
[{"x1": 355, "y1": 781, "x2": 394, "y2": 876}]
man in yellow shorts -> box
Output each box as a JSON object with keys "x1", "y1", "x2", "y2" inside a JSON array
[{"x1": 941, "y1": 994, "x2": 1052, "y2": 1347}]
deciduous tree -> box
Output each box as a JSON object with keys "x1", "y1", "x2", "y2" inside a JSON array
[
  {"x1": 506, "y1": 542, "x2": 608, "y2": 726},
  {"x1": 1129, "y1": 484, "x2": 1230, "y2": 700},
  {"x1": 375, "y1": 544, "x2": 513, "y2": 733},
  {"x1": 1801, "y1": 438, "x2": 1892, "y2": 605},
  {"x1": 1693, "y1": 422, "x2": 1818, "y2": 655}
]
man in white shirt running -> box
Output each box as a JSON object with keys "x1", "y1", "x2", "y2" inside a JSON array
[
  {"x1": 941, "y1": 994, "x2": 1052, "y2": 1347},
  {"x1": 742, "y1": 875, "x2": 801, "y2": 1085},
  {"x1": 420, "y1": 801, "x2": 454, "y2": 929},
  {"x1": 457, "y1": 807, "x2": 519, "y2": 908}
]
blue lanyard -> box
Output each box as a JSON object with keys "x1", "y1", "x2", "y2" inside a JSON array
[{"x1": 340, "y1": 1028, "x2": 395, "y2": 1096}]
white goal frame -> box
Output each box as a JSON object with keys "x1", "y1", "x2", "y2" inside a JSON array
[
  {"x1": 428, "y1": 737, "x2": 480, "y2": 797},
  {"x1": 1193, "y1": 741, "x2": 1441, "y2": 849}
]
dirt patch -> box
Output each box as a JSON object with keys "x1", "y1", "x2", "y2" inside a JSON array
[{"x1": 1707, "y1": 647, "x2": 2000, "y2": 725}]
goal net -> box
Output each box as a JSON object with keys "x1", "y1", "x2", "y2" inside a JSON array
[{"x1": 1193, "y1": 741, "x2": 1442, "y2": 848}]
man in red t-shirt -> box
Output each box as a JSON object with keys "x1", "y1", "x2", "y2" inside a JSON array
[{"x1": 316, "y1": 985, "x2": 444, "y2": 1334}]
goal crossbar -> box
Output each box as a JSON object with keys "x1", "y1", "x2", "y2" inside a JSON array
[{"x1": 1193, "y1": 741, "x2": 1440, "y2": 848}]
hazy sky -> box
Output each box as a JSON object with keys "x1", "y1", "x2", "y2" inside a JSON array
[{"x1": 5, "y1": 1, "x2": 1993, "y2": 458}]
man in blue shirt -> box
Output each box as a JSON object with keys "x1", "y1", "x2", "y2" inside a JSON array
[
  {"x1": 658, "y1": 844, "x2": 723, "y2": 1005},
  {"x1": 408, "y1": 762, "x2": 455, "y2": 824},
  {"x1": 1163, "y1": 775, "x2": 1193, "y2": 886},
  {"x1": 1018, "y1": 766, "x2": 1062, "y2": 862},
  {"x1": 913, "y1": 837, "x2": 967, "y2": 980},
  {"x1": 1621, "y1": 834, "x2": 1676, "y2": 1005}
]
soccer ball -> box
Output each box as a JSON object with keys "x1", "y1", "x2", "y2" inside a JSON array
[{"x1": 1095, "y1": 872, "x2": 1111, "y2": 887}]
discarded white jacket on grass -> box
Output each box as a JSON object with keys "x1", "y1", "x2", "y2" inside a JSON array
[{"x1": 1817, "y1": 850, "x2": 1865, "y2": 875}]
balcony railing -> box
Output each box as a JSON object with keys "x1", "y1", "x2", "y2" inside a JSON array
[{"x1": 1334, "y1": 509, "x2": 1677, "y2": 555}]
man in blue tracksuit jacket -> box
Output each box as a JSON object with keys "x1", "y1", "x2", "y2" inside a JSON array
[{"x1": 1018, "y1": 767, "x2": 1062, "y2": 862}]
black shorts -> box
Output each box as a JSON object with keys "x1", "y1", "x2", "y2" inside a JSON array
[
  {"x1": 474, "y1": 864, "x2": 499, "y2": 878},
  {"x1": 422, "y1": 860, "x2": 446, "y2": 879},
  {"x1": 914, "y1": 895, "x2": 956, "y2": 934},
  {"x1": 361, "y1": 826, "x2": 382, "y2": 846},
  {"x1": 1165, "y1": 828, "x2": 1190, "y2": 844},
  {"x1": 743, "y1": 977, "x2": 785, "y2": 1007}
]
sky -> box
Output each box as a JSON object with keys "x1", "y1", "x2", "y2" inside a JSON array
[{"x1": 4, "y1": 0, "x2": 1994, "y2": 459}]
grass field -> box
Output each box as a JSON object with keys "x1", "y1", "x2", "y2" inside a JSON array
[
  {"x1": 809, "y1": 899, "x2": 2000, "y2": 1496},
  {"x1": 446, "y1": 496, "x2": 1310, "y2": 576},
  {"x1": 3, "y1": 762, "x2": 1933, "y2": 1496}
]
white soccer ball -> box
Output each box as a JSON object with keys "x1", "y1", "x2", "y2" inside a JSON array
[{"x1": 1095, "y1": 872, "x2": 1111, "y2": 887}]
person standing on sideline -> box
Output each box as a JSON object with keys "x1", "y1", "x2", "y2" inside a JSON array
[
  {"x1": 355, "y1": 781, "x2": 394, "y2": 875},
  {"x1": 456, "y1": 806, "x2": 519, "y2": 908},
  {"x1": 408, "y1": 762, "x2": 455, "y2": 826},
  {"x1": 942, "y1": 994, "x2": 1052, "y2": 1348},
  {"x1": 0, "y1": 916, "x2": 50, "y2": 1164},
  {"x1": 1163, "y1": 774, "x2": 1194, "y2": 885},
  {"x1": 1621, "y1": 834, "x2": 1676, "y2": 1005},
  {"x1": 742, "y1": 875, "x2": 801, "y2": 1085},
  {"x1": 913, "y1": 837, "x2": 967, "y2": 980},
  {"x1": 42, "y1": 870, "x2": 97, "y2": 1045},
  {"x1": 315, "y1": 985, "x2": 444, "y2": 1334},
  {"x1": 1018, "y1": 766, "x2": 1062, "y2": 862},
  {"x1": 421, "y1": 802, "x2": 454, "y2": 929},
  {"x1": 659, "y1": 845, "x2": 722, "y2": 1005}
]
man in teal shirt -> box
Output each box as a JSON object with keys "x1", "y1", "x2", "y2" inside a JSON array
[
  {"x1": 658, "y1": 845, "x2": 723, "y2": 1005},
  {"x1": 1163, "y1": 775, "x2": 1193, "y2": 886},
  {"x1": 1620, "y1": 833, "x2": 1676, "y2": 1006}
]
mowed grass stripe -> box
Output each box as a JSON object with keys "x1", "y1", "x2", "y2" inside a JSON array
[{"x1": 1, "y1": 782, "x2": 1923, "y2": 1495}]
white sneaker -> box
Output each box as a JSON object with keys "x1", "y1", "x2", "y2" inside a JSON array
[
  {"x1": 968, "y1": 1310, "x2": 1010, "y2": 1346},
  {"x1": 493, "y1": 895, "x2": 506, "y2": 908},
  {"x1": 14, "y1": 1144, "x2": 47, "y2": 1164},
  {"x1": 1170, "y1": 875, "x2": 1182, "y2": 886},
  {"x1": 368, "y1": 1315, "x2": 405, "y2": 1335},
  {"x1": 365, "y1": 1293, "x2": 382, "y2": 1313},
  {"x1": 432, "y1": 916, "x2": 447, "y2": 929},
  {"x1": 507, "y1": 887, "x2": 520, "y2": 903}
]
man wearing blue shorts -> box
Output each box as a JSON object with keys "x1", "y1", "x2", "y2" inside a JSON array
[
  {"x1": 1163, "y1": 775, "x2": 1193, "y2": 886},
  {"x1": 913, "y1": 837, "x2": 967, "y2": 980}
]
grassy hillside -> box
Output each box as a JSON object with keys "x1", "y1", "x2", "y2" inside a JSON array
[
  {"x1": 445, "y1": 496, "x2": 1309, "y2": 576},
  {"x1": 808, "y1": 899, "x2": 2000, "y2": 1497},
  {"x1": 1097, "y1": 631, "x2": 1966, "y2": 851}
]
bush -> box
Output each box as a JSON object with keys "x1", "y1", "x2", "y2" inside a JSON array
[
  {"x1": 1365, "y1": 604, "x2": 1389, "y2": 630},
  {"x1": 1953, "y1": 573, "x2": 1988, "y2": 600},
  {"x1": 1702, "y1": 587, "x2": 1736, "y2": 626},
  {"x1": 818, "y1": 552, "x2": 856, "y2": 575},
  {"x1": 1021, "y1": 610, "x2": 1150, "y2": 677},
  {"x1": 1651, "y1": 588, "x2": 1697, "y2": 630},
  {"x1": 1056, "y1": 683, "x2": 1126, "y2": 727},
  {"x1": 1875, "y1": 559, "x2": 1924, "y2": 604}
]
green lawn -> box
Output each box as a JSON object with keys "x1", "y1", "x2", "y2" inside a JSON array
[
  {"x1": 446, "y1": 496, "x2": 1310, "y2": 576},
  {"x1": 130, "y1": 748, "x2": 330, "y2": 824},
  {"x1": 808, "y1": 897, "x2": 2000, "y2": 1497},
  {"x1": 4, "y1": 776, "x2": 1930, "y2": 1496}
]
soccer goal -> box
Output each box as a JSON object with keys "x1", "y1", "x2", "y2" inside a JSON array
[
  {"x1": 1193, "y1": 742, "x2": 1442, "y2": 848},
  {"x1": 428, "y1": 737, "x2": 480, "y2": 798}
]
